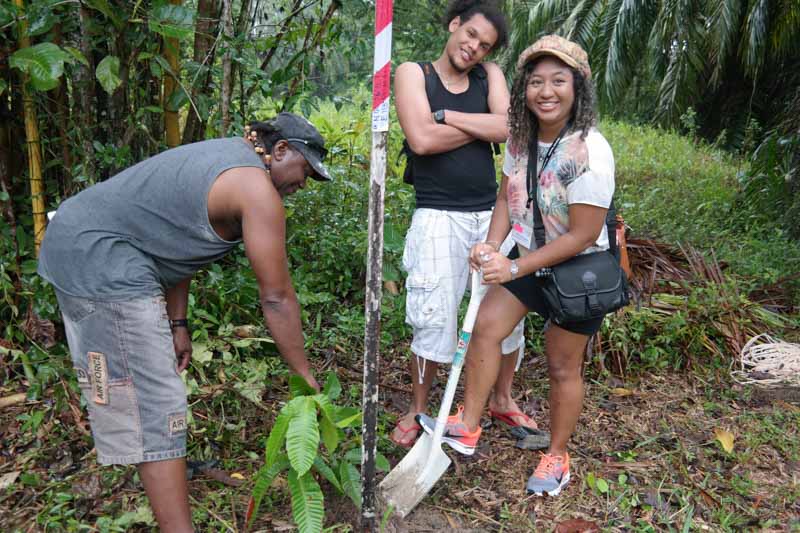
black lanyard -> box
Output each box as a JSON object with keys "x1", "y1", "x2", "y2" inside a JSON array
[{"x1": 526, "y1": 126, "x2": 568, "y2": 209}]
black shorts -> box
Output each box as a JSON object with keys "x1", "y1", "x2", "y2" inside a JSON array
[{"x1": 502, "y1": 246, "x2": 604, "y2": 337}]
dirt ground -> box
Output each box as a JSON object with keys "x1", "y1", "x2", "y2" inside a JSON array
[{"x1": 2, "y1": 349, "x2": 799, "y2": 532}]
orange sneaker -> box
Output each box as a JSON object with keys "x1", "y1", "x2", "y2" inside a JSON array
[
  {"x1": 526, "y1": 452, "x2": 570, "y2": 496},
  {"x1": 416, "y1": 405, "x2": 481, "y2": 456}
]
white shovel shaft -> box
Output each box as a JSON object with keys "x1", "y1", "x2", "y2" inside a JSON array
[{"x1": 430, "y1": 273, "x2": 487, "y2": 446}]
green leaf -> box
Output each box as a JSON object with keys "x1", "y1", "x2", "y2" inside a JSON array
[
  {"x1": 21, "y1": 260, "x2": 38, "y2": 275},
  {"x1": 191, "y1": 342, "x2": 212, "y2": 364},
  {"x1": 148, "y1": 3, "x2": 194, "y2": 40},
  {"x1": 338, "y1": 460, "x2": 361, "y2": 509},
  {"x1": 26, "y1": 9, "x2": 57, "y2": 37},
  {"x1": 247, "y1": 453, "x2": 289, "y2": 529},
  {"x1": 95, "y1": 55, "x2": 121, "y2": 95},
  {"x1": 10, "y1": 43, "x2": 71, "y2": 91},
  {"x1": 376, "y1": 453, "x2": 390, "y2": 472},
  {"x1": 334, "y1": 406, "x2": 361, "y2": 428},
  {"x1": 288, "y1": 470, "x2": 324, "y2": 533},
  {"x1": 318, "y1": 410, "x2": 340, "y2": 455},
  {"x1": 312, "y1": 456, "x2": 342, "y2": 493},
  {"x1": 83, "y1": 0, "x2": 124, "y2": 30},
  {"x1": 289, "y1": 374, "x2": 316, "y2": 398},
  {"x1": 596, "y1": 477, "x2": 609, "y2": 494},
  {"x1": 345, "y1": 448, "x2": 388, "y2": 472},
  {"x1": 322, "y1": 372, "x2": 342, "y2": 400},
  {"x1": 265, "y1": 410, "x2": 290, "y2": 466},
  {"x1": 286, "y1": 397, "x2": 319, "y2": 476},
  {"x1": 63, "y1": 46, "x2": 89, "y2": 67}
]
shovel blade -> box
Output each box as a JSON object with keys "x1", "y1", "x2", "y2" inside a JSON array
[{"x1": 378, "y1": 433, "x2": 452, "y2": 518}]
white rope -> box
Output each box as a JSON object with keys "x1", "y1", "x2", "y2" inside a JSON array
[{"x1": 731, "y1": 334, "x2": 800, "y2": 387}]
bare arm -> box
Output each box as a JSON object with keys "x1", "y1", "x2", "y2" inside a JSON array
[
  {"x1": 233, "y1": 171, "x2": 318, "y2": 389},
  {"x1": 480, "y1": 203, "x2": 609, "y2": 283},
  {"x1": 440, "y1": 62, "x2": 509, "y2": 143},
  {"x1": 395, "y1": 62, "x2": 476, "y2": 155},
  {"x1": 166, "y1": 276, "x2": 192, "y2": 372},
  {"x1": 166, "y1": 276, "x2": 191, "y2": 321}
]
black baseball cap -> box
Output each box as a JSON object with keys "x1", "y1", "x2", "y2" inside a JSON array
[{"x1": 274, "y1": 112, "x2": 332, "y2": 181}]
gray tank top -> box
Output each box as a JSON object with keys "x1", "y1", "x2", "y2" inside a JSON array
[{"x1": 38, "y1": 137, "x2": 265, "y2": 300}]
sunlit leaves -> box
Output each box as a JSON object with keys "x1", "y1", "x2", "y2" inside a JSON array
[
  {"x1": 148, "y1": 3, "x2": 195, "y2": 40},
  {"x1": 95, "y1": 55, "x2": 121, "y2": 95},
  {"x1": 10, "y1": 43, "x2": 71, "y2": 91}
]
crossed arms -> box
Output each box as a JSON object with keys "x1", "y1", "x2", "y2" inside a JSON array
[{"x1": 394, "y1": 61, "x2": 510, "y2": 155}]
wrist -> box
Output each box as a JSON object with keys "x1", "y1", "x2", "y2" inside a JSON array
[
  {"x1": 484, "y1": 240, "x2": 500, "y2": 251},
  {"x1": 509, "y1": 260, "x2": 519, "y2": 280},
  {"x1": 169, "y1": 318, "x2": 189, "y2": 331}
]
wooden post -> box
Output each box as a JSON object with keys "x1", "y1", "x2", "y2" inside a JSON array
[
  {"x1": 164, "y1": 0, "x2": 182, "y2": 147},
  {"x1": 362, "y1": 1, "x2": 392, "y2": 530}
]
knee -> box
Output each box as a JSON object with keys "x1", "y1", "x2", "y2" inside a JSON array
[
  {"x1": 472, "y1": 312, "x2": 506, "y2": 347},
  {"x1": 547, "y1": 355, "x2": 583, "y2": 384}
]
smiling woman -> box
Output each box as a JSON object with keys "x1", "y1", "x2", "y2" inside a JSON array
[{"x1": 417, "y1": 34, "x2": 623, "y2": 500}]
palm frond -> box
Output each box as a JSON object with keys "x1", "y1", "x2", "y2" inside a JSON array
[
  {"x1": 707, "y1": 0, "x2": 744, "y2": 88},
  {"x1": 604, "y1": 0, "x2": 658, "y2": 101},
  {"x1": 654, "y1": 0, "x2": 708, "y2": 125},
  {"x1": 770, "y1": 0, "x2": 800, "y2": 61},
  {"x1": 742, "y1": 0, "x2": 769, "y2": 78},
  {"x1": 562, "y1": 0, "x2": 599, "y2": 42}
]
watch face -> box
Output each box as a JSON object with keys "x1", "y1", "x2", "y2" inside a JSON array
[{"x1": 434, "y1": 110, "x2": 445, "y2": 123}]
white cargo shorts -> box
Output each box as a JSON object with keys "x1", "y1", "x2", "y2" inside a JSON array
[{"x1": 402, "y1": 208, "x2": 525, "y2": 364}]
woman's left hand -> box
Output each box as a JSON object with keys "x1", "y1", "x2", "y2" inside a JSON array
[{"x1": 480, "y1": 253, "x2": 513, "y2": 284}]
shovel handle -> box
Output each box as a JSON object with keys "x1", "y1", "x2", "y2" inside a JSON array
[{"x1": 430, "y1": 272, "x2": 487, "y2": 446}]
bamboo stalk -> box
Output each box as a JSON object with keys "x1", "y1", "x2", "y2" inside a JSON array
[{"x1": 14, "y1": 0, "x2": 46, "y2": 255}]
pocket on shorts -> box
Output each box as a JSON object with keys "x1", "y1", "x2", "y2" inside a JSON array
[
  {"x1": 79, "y1": 378, "x2": 141, "y2": 460},
  {"x1": 405, "y1": 274, "x2": 446, "y2": 329}
]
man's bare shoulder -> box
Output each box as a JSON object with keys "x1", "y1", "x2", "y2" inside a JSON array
[
  {"x1": 395, "y1": 61, "x2": 425, "y2": 80},
  {"x1": 212, "y1": 166, "x2": 281, "y2": 213},
  {"x1": 481, "y1": 61, "x2": 505, "y2": 79}
]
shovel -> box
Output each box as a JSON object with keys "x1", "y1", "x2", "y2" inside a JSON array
[{"x1": 379, "y1": 272, "x2": 488, "y2": 518}]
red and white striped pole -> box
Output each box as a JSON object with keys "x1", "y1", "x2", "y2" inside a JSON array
[{"x1": 362, "y1": 0, "x2": 392, "y2": 529}]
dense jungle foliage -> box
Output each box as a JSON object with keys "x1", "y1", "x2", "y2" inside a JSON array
[{"x1": 1, "y1": 0, "x2": 799, "y2": 531}]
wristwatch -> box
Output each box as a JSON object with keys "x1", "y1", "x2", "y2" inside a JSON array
[
  {"x1": 433, "y1": 109, "x2": 446, "y2": 124},
  {"x1": 169, "y1": 318, "x2": 189, "y2": 331},
  {"x1": 509, "y1": 260, "x2": 519, "y2": 280}
]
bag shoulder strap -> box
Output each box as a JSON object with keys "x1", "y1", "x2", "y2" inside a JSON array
[{"x1": 527, "y1": 137, "x2": 618, "y2": 255}]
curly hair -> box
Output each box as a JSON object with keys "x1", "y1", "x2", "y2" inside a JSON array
[
  {"x1": 507, "y1": 57, "x2": 597, "y2": 153},
  {"x1": 442, "y1": 0, "x2": 508, "y2": 50}
]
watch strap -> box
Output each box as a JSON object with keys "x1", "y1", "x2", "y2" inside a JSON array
[{"x1": 169, "y1": 318, "x2": 189, "y2": 331}]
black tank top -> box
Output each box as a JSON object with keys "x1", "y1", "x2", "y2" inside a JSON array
[{"x1": 413, "y1": 64, "x2": 497, "y2": 212}]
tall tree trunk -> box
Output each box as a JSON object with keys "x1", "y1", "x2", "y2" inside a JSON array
[
  {"x1": 220, "y1": 0, "x2": 233, "y2": 135},
  {"x1": 13, "y1": 0, "x2": 46, "y2": 255},
  {"x1": 77, "y1": 3, "x2": 97, "y2": 182},
  {"x1": 182, "y1": 0, "x2": 220, "y2": 144},
  {"x1": 163, "y1": 0, "x2": 183, "y2": 147},
  {"x1": 52, "y1": 22, "x2": 73, "y2": 196}
]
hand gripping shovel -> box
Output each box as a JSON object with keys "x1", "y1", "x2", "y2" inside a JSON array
[{"x1": 379, "y1": 272, "x2": 488, "y2": 518}]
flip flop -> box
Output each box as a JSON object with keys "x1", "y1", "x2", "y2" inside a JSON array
[
  {"x1": 390, "y1": 420, "x2": 422, "y2": 449},
  {"x1": 489, "y1": 409, "x2": 539, "y2": 430}
]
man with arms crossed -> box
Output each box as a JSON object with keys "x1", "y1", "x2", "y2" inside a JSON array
[{"x1": 390, "y1": 0, "x2": 536, "y2": 448}]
